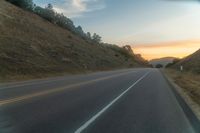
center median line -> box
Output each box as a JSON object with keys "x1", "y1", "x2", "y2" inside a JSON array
[
  {"x1": 0, "y1": 70, "x2": 134, "y2": 90},
  {"x1": 0, "y1": 71, "x2": 137, "y2": 107},
  {"x1": 74, "y1": 71, "x2": 150, "y2": 133}
]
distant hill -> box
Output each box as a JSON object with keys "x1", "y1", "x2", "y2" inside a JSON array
[
  {"x1": 150, "y1": 57, "x2": 177, "y2": 68},
  {"x1": 0, "y1": 0, "x2": 147, "y2": 79},
  {"x1": 173, "y1": 49, "x2": 200, "y2": 73}
]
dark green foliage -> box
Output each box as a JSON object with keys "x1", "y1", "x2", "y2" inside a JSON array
[
  {"x1": 92, "y1": 33, "x2": 102, "y2": 43},
  {"x1": 54, "y1": 13, "x2": 74, "y2": 30},
  {"x1": 7, "y1": 0, "x2": 99, "y2": 42},
  {"x1": 34, "y1": 4, "x2": 56, "y2": 23},
  {"x1": 33, "y1": 4, "x2": 102, "y2": 42},
  {"x1": 7, "y1": 0, "x2": 33, "y2": 10},
  {"x1": 86, "y1": 32, "x2": 91, "y2": 39},
  {"x1": 43, "y1": 4, "x2": 55, "y2": 22},
  {"x1": 7, "y1": 0, "x2": 105, "y2": 45},
  {"x1": 76, "y1": 26, "x2": 87, "y2": 38}
]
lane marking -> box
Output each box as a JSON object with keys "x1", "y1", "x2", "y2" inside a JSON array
[
  {"x1": 0, "y1": 71, "x2": 137, "y2": 106},
  {"x1": 0, "y1": 76, "x2": 78, "y2": 90},
  {"x1": 0, "y1": 70, "x2": 134, "y2": 90},
  {"x1": 74, "y1": 71, "x2": 150, "y2": 133}
]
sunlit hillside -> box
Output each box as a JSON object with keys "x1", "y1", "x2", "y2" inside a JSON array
[
  {"x1": 0, "y1": 0, "x2": 146, "y2": 80},
  {"x1": 173, "y1": 49, "x2": 200, "y2": 73}
]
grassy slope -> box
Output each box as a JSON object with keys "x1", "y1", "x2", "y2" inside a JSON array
[
  {"x1": 0, "y1": 1, "x2": 145, "y2": 81},
  {"x1": 173, "y1": 49, "x2": 200, "y2": 74},
  {"x1": 166, "y1": 45, "x2": 200, "y2": 117},
  {"x1": 165, "y1": 69, "x2": 200, "y2": 106}
]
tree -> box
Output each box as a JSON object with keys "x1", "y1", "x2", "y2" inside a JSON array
[
  {"x1": 34, "y1": 4, "x2": 57, "y2": 23},
  {"x1": 34, "y1": 6, "x2": 44, "y2": 15},
  {"x1": 7, "y1": 0, "x2": 33, "y2": 11},
  {"x1": 86, "y1": 32, "x2": 91, "y2": 39},
  {"x1": 47, "y1": 3, "x2": 53, "y2": 10},
  {"x1": 43, "y1": 4, "x2": 55, "y2": 22},
  {"x1": 92, "y1": 33, "x2": 102, "y2": 44},
  {"x1": 8, "y1": 0, "x2": 103, "y2": 43},
  {"x1": 76, "y1": 26, "x2": 85, "y2": 36},
  {"x1": 54, "y1": 13, "x2": 66, "y2": 26}
]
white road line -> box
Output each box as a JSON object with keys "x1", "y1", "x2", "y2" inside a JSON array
[{"x1": 74, "y1": 71, "x2": 150, "y2": 133}]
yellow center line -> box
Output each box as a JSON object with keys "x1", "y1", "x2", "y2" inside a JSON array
[
  {"x1": 0, "y1": 70, "x2": 132, "y2": 90},
  {"x1": 0, "y1": 71, "x2": 136, "y2": 106}
]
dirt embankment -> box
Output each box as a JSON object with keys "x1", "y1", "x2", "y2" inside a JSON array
[{"x1": 0, "y1": 0, "x2": 147, "y2": 81}]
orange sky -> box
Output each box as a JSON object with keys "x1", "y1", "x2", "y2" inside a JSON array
[{"x1": 133, "y1": 40, "x2": 200, "y2": 60}]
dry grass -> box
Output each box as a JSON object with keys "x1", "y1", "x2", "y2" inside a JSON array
[
  {"x1": 173, "y1": 49, "x2": 200, "y2": 74},
  {"x1": 165, "y1": 69, "x2": 200, "y2": 106},
  {"x1": 0, "y1": 0, "x2": 145, "y2": 81}
]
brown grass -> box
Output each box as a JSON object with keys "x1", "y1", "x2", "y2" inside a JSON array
[
  {"x1": 165, "y1": 69, "x2": 200, "y2": 106},
  {"x1": 0, "y1": 0, "x2": 145, "y2": 81},
  {"x1": 173, "y1": 49, "x2": 200, "y2": 74}
]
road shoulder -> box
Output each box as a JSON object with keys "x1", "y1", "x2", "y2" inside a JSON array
[{"x1": 161, "y1": 69, "x2": 200, "y2": 132}]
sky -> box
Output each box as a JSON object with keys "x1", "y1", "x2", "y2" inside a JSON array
[{"x1": 33, "y1": 0, "x2": 200, "y2": 60}]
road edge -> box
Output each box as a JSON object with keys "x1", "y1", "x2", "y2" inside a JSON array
[{"x1": 161, "y1": 70, "x2": 200, "y2": 133}]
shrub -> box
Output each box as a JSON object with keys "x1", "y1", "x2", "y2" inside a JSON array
[
  {"x1": 7, "y1": 0, "x2": 33, "y2": 11},
  {"x1": 7, "y1": 0, "x2": 103, "y2": 45}
]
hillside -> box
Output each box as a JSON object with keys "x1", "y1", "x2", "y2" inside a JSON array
[
  {"x1": 150, "y1": 57, "x2": 177, "y2": 67},
  {"x1": 0, "y1": 0, "x2": 146, "y2": 80},
  {"x1": 173, "y1": 49, "x2": 200, "y2": 73}
]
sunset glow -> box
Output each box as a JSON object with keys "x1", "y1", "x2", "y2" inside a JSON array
[{"x1": 133, "y1": 40, "x2": 200, "y2": 60}]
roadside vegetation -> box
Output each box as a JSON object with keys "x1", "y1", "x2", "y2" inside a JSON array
[
  {"x1": 0, "y1": 0, "x2": 148, "y2": 82},
  {"x1": 6, "y1": 0, "x2": 102, "y2": 44},
  {"x1": 172, "y1": 49, "x2": 200, "y2": 74},
  {"x1": 165, "y1": 69, "x2": 200, "y2": 106},
  {"x1": 164, "y1": 49, "x2": 200, "y2": 112}
]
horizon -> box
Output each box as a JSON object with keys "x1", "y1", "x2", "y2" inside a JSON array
[
  {"x1": 33, "y1": 0, "x2": 200, "y2": 60},
  {"x1": 1, "y1": 1, "x2": 200, "y2": 132},
  {"x1": 133, "y1": 40, "x2": 200, "y2": 60}
]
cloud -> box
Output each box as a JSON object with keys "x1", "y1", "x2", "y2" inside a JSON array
[{"x1": 53, "y1": 0, "x2": 106, "y2": 18}]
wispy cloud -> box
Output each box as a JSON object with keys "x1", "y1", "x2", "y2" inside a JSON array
[{"x1": 53, "y1": 0, "x2": 106, "y2": 18}]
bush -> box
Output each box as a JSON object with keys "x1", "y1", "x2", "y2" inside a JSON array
[
  {"x1": 7, "y1": 0, "x2": 33, "y2": 11},
  {"x1": 7, "y1": 0, "x2": 103, "y2": 45}
]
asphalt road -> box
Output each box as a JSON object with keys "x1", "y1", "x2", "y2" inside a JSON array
[{"x1": 0, "y1": 68, "x2": 196, "y2": 133}]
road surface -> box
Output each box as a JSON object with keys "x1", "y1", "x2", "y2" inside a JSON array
[{"x1": 0, "y1": 68, "x2": 196, "y2": 133}]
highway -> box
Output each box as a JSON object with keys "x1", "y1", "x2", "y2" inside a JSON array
[{"x1": 0, "y1": 68, "x2": 196, "y2": 133}]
